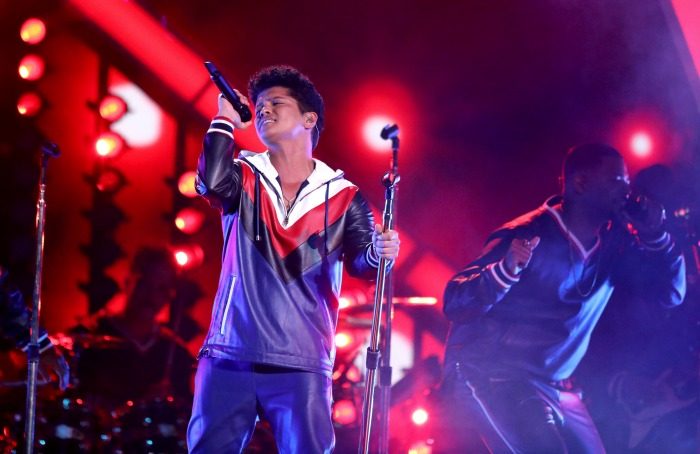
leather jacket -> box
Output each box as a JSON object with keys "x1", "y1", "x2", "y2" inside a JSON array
[
  {"x1": 195, "y1": 121, "x2": 379, "y2": 376},
  {"x1": 444, "y1": 196, "x2": 686, "y2": 381}
]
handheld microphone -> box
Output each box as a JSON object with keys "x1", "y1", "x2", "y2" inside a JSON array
[
  {"x1": 204, "y1": 61, "x2": 252, "y2": 122},
  {"x1": 380, "y1": 124, "x2": 399, "y2": 140}
]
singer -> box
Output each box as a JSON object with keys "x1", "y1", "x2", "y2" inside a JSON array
[
  {"x1": 439, "y1": 144, "x2": 686, "y2": 452},
  {"x1": 186, "y1": 66, "x2": 399, "y2": 453}
]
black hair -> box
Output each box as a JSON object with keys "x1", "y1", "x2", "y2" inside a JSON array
[
  {"x1": 562, "y1": 143, "x2": 622, "y2": 181},
  {"x1": 248, "y1": 65, "x2": 325, "y2": 149}
]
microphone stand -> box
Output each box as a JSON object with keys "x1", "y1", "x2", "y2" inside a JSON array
[
  {"x1": 358, "y1": 126, "x2": 400, "y2": 454},
  {"x1": 24, "y1": 142, "x2": 60, "y2": 454}
]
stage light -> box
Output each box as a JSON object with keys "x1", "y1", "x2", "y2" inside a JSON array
[
  {"x1": 362, "y1": 115, "x2": 395, "y2": 152},
  {"x1": 338, "y1": 288, "x2": 369, "y2": 309},
  {"x1": 95, "y1": 167, "x2": 126, "y2": 194},
  {"x1": 332, "y1": 400, "x2": 357, "y2": 425},
  {"x1": 347, "y1": 79, "x2": 416, "y2": 157},
  {"x1": 338, "y1": 296, "x2": 353, "y2": 309},
  {"x1": 408, "y1": 440, "x2": 433, "y2": 454},
  {"x1": 335, "y1": 332, "x2": 354, "y2": 349},
  {"x1": 178, "y1": 171, "x2": 198, "y2": 198},
  {"x1": 99, "y1": 95, "x2": 127, "y2": 122},
  {"x1": 173, "y1": 244, "x2": 204, "y2": 269},
  {"x1": 109, "y1": 82, "x2": 162, "y2": 147},
  {"x1": 174, "y1": 250, "x2": 188, "y2": 266},
  {"x1": 18, "y1": 54, "x2": 45, "y2": 81},
  {"x1": 411, "y1": 407, "x2": 429, "y2": 426},
  {"x1": 17, "y1": 92, "x2": 43, "y2": 117},
  {"x1": 95, "y1": 131, "x2": 125, "y2": 158},
  {"x1": 346, "y1": 365, "x2": 361, "y2": 382},
  {"x1": 674, "y1": 207, "x2": 691, "y2": 219},
  {"x1": 403, "y1": 296, "x2": 438, "y2": 306},
  {"x1": 630, "y1": 131, "x2": 653, "y2": 158},
  {"x1": 20, "y1": 18, "x2": 47, "y2": 44},
  {"x1": 174, "y1": 207, "x2": 205, "y2": 234}
]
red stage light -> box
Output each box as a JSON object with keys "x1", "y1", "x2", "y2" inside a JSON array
[
  {"x1": 95, "y1": 132, "x2": 125, "y2": 158},
  {"x1": 174, "y1": 250, "x2": 189, "y2": 266},
  {"x1": 173, "y1": 244, "x2": 204, "y2": 269},
  {"x1": 20, "y1": 18, "x2": 47, "y2": 44},
  {"x1": 630, "y1": 131, "x2": 653, "y2": 158},
  {"x1": 174, "y1": 207, "x2": 205, "y2": 234},
  {"x1": 99, "y1": 95, "x2": 127, "y2": 122},
  {"x1": 332, "y1": 400, "x2": 357, "y2": 425},
  {"x1": 411, "y1": 408, "x2": 429, "y2": 426},
  {"x1": 17, "y1": 92, "x2": 43, "y2": 117},
  {"x1": 338, "y1": 296, "x2": 353, "y2": 309},
  {"x1": 615, "y1": 112, "x2": 675, "y2": 167},
  {"x1": 95, "y1": 167, "x2": 126, "y2": 193},
  {"x1": 18, "y1": 54, "x2": 45, "y2": 81},
  {"x1": 108, "y1": 82, "x2": 163, "y2": 147},
  {"x1": 338, "y1": 289, "x2": 368, "y2": 309},
  {"x1": 408, "y1": 440, "x2": 433, "y2": 454},
  {"x1": 402, "y1": 296, "x2": 438, "y2": 306},
  {"x1": 178, "y1": 171, "x2": 198, "y2": 198},
  {"x1": 346, "y1": 79, "x2": 417, "y2": 160},
  {"x1": 335, "y1": 332, "x2": 354, "y2": 349},
  {"x1": 346, "y1": 365, "x2": 362, "y2": 382}
]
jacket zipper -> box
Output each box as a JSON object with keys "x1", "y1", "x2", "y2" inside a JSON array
[
  {"x1": 283, "y1": 198, "x2": 298, "y2": 226},
  {"x1": 281, "y1": 174, "x2": 343, "y2": 226},
  {"x1": 220, "y1": 276, "x2": 236, "y2": 335}
]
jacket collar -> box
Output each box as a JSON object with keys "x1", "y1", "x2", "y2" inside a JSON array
[
  {"x1": 543, "y1": 195, "x2": 602, "y2": 259},
  {"x1": 239, "y1": 150, "x2": 345, "y2": 196}
]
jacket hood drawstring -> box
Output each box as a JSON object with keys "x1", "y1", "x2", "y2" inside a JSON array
[
  {"x1": 323, "y1": 181, "x2": 330, "y2": 256},
  {"x1": 254, "y1": 170, "x2": 261, "y2": 242},
  {"x1": 240, "y1": 156, "x2": 262, "y2": 242}
]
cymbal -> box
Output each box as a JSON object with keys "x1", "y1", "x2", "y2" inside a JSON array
[
  {"x1": 338, "y1": 299, "x2": 448, "y2": 340},
  {"x1": 338, "y1": 315, "x2": 373, "y2": 328},
  {"x1": 53, "y1": 332, "x2": 129, "y2": 351}
]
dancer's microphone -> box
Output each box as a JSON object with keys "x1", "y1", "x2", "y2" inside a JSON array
[
  {"x1": 624, "y1": 194, "x2": 649, "y2": 221},
  {"x1": 204, "y1": 61, "x2": 252, "y2": 122}
]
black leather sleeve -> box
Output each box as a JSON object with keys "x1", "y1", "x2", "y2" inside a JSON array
[
  {"x1": 195, "y1": 132, "x2": 243, "y2": 214},
  {"x1": 343, "y1": 191, "x2": 378, "y2": 280},
  {"x1": 443, "y1": 233, "x2": 516, "y2": 323}
]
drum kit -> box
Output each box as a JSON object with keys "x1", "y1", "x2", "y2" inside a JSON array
[
  {"x1": 0, "y1": 300, "x2": 446, "y2": 453},
  {"x1": 0, "y1": 332, "x2": 191, "y2": 453}
]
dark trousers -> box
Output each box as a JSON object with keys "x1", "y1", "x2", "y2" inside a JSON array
[
  {"x1": 439, "y1": 363, "x2": 606, "y2": 454},
  {"x1": 187, "y1": 357, "x2": 335, "y2": 453}
]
